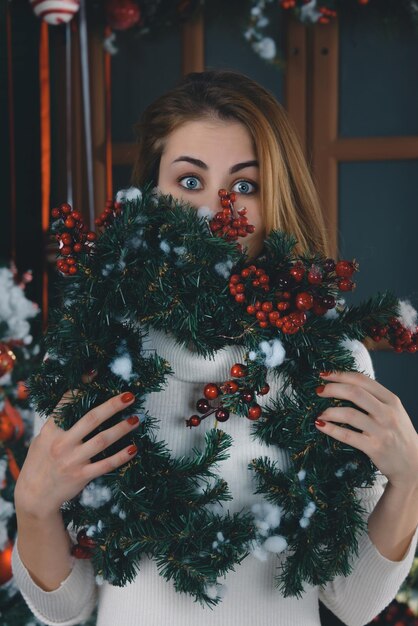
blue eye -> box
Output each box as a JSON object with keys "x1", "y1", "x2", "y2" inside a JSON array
[
  {"x1": 232, "y1": 180, "x2": 257, "y2": 194},
  {"x1": 179, "y1": 176, "x2": 202, "y2": 191}
]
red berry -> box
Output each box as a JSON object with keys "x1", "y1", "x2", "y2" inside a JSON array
[
  {"x1": 196, "y1": 398, "x2": 210, "y2": 413},
  {"x1": 236, "y1": 283, "x2": 245, "y2": 293},
  {"x1": 258, "y1": 384, "x2": 270, "y2": 396},
  {"x1": 338, "y1": 278, "x2": 355, "y2": 292},
  {"x1": 73, "y1": 243, "x2": 83, "y2": 253},
  {"x1": 229, "y1": 192, "x2": 236, "y2": 203},
  {"x1": 222, "y1": 380, "x2": 239, "y2": 394},
  {"x1": 64, "y1": 217, "x2": 75, "y2": 229},
  {"x1": 71, "y1": 545, "x2": 93, "y2": 559},
  {"x1": 51, "y1": 208, "x2": 61, "y2": 219},
  {"x1": 241, "y1": 268, "x2": 251, "y2": 279},
  {"x1": 256, "y1": 311, "x2": 267, "y2": 321},
  {"x1": 235, "y1": 294, "x2": 246, "y2": 303},
  {"x1": 246, "y1": 305, "x2": 256, "y2": 315},
  {"x1": 230, "y1": 274, "x2": 240, "y2": 285},
  {"x1": 247, "y1": 404, "x2": 262, "y2": 420},
  {"x1": 186, "y1": 415, "x2": 201, "y2": 427},
  {"x1": 335, "y1": 260, "x2": 356, "y2": 278},
  {"x1": 241, "y1": 390, "x2": 254, "y2": 403},
  {"x1": 295, "y1": 292, "x2": 314, "y2": 311},
  {"x1": 61, "y1": 246, "x2": 72, "y2": 256},
  {"x1": 86, "y1": 232, "x2": 97, "y2": 242},
  {"x1": 204, "y1": 384, "x2": 220, "y2": 400},
  {"x1": 307, "y1": 265, "x2": 323, "y2": 285},
  {"x1": 68, "y1": 266, "x2": 78, "y2": 275},
  {"x1": 72, "y1": 211, "x2": 82, "y2": 221},
  {"x1": 218, "y1": 189, "x2": 228, "y2": 198},
  {"x1": 230, "y1": 363, "x2": 247, "y2": 378},
  {"x1": 77, "y1": 530, "x2": 97, "y2": 549},
  {"x1": 215, "y1": 408, "x2": 230, "y2": 422},
  {"x1": 60, "y1": 202, "x2": 72, "y2": 214}
]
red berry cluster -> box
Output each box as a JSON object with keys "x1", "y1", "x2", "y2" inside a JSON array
[
  {"x1": 228, "y1": 258, "x2": 357, "y2": 334},
  {"x1": 369, "y1": 317, "x2": 418, "y2": 354},
  {"x1": 71, "y1": 529, "x2": 96, "y2": 560},
  {"x1": 186, "y1": 363, "x2": 269, "y2": 427},
  {"x1": 51, "y1": 203, "x2": 97, "y2": 275},
  {"x1": 209, "y1": 189, "x2": 255, "y2": 241},
  {"x1": 95, "y1": 199, "x2": 123, "y2": 228}
]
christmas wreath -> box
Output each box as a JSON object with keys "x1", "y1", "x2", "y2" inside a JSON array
[{"x1": 29, "y1": 186, "x2": 417, "y2": 606}]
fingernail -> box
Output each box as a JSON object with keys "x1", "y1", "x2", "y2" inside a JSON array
[
  {"x1": 127, "y1": 444, "x2": 138, "y2": 456},
  {"x1": 127, "y1": 415, "x2": 139, "y2": 425},
  {"x1": 316, "y1": 385, "x2": 325, "y2": 394},
  {"x1": 320, "y1": 371, "x2": 332, "y2": 377},
  {"x1": 315, "y1": 419, "x2": 326, "y2": 427},
  {"x1": 121, "y1": 392, "x2": 135, "y2": 403}
]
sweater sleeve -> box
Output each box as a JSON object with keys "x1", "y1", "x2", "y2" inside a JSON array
[
  {"x1": 318, "y1": 341, "x2": 418, "y2": 626},
  {"x1": 11, "y1": 410, "x2": 98, "y2": 625},
  {"x1": 12, "y1": 538, "x2": 97, "y2": 626}
]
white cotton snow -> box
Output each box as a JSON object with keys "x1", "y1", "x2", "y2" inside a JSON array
[
  {"x1": 263, "y1": 535, "x2": 288, "y2": 554},
  {"x1": 259, "y1": 339, "x2": 286, "y2": 368},
  {"x1": 397, "y1": 299, "x2": 418, "y2": 332},
  {"x1": 214, "y1": 259, "x2": 234, "y2": 279},
  {"x1": 197, "y1": 206, "x2": 215, "y2": 220},
  {"x1": 159, "y1": 240, "x2": 171, "y2": 254},
  {"x1": 303, "y1": 501, "x2": 316, "y2": 518},
  {"x1": 340, "y1": 337, "x2": 364, "y2": 355},
  {"x1": 80, "y1": 483, "x2": 112, "y2": 508},
  {"x1": 115, "y1": 187, "x2": 142, "y2": 203},
  {"x1": 173, "y1": 246, "x2": 187, "y2": 256},
  {"x1": 300, "y1": 0, "x2": 322, "y2": 23},
  {"x1": 109, "y1": 355, "x2": 133, "y2": 381},
  {"x1": 0, "y1": 497, "x2": 14, "y2": 550},
  {"x1": 248, "y1": 351, "x2": 257, "y2": 361},
  {"x1": 0, "y1": 267, "x2": 39, "y2": 341},
  {"x1": 297, "y1": 469, "x2": 306, "y2": 481},
  {"x1": 252, "y1": 37, "x2": 276, "y2": 60},
  {"x1": 0, "y1": 459, "x2": 8, "y2": 484}
]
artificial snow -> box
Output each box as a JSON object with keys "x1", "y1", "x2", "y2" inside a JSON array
[
  {"x1": 300, "y1": 0, "x2": 322, "y2": 23},
  {"x1": 263, "y1": 535, "x2": 288, "y2": 554},
  {"x1": 197, "y1": 206, "x2": 215, "y2": 220},
  {"x1": 214, "y1": 259, "x2": 234, "y2": 279},
  {"x1": 109, "y1": 355, "x2": 133, "y2": 381},
  {"x1": 259, "y1": 339, "x2": 286, "y2": 368},
  {"x1": 252, "y1": 37, "x2": 276, "y2": 60},
  {"x1": 159, "y1": 240, "x2": 171, "y2": 254},
  {"x1": 0, "y1": 267, "x2": 39, "y2": 342},
  {"x1": 397, "y1": 299, "x2": 418, "y2": 332},
  {"x1": 115, "y1": 187, "x2": 142, "y2": 203},
  {"x1": 297, "y1": 469, "x2": 307, "y2": 481},
  {"x1": 80, "y1": 483, "x2": 112, "y2": 508}
]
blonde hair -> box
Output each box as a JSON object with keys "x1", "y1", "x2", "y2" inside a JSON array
[{"x1": 131, "y1": 70, "x2": 331, "y2": 257}]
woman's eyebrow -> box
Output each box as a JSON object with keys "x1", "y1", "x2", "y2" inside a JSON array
[{"x1": 172, "y1": 156, "x2": 259, "y2": 174}]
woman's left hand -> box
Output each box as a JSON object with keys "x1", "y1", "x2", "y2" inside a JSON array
[{"x1": 315, "y1": 371, "x2": 418, "y2": 490}]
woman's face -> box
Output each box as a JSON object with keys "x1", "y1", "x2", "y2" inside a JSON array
[{"x1": 157, "y1": 117, "x2": 265, "y2": 258}]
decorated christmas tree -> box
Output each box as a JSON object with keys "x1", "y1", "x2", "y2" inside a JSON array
[{"x1": 28, "y1": 186, "x2": 418, "y2": 607}]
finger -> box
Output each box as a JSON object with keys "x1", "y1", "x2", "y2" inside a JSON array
[
  {"x1": 76, "y1": 415, "x2": 140, "y2": 463},
  {"x1": 315, "y1": 418, "x2": 369, "y2": 453},
  {"x1": 317, "y1": 381, "x2": 384, "y2": 417},
  {"x1": 318, "y1": 406, "x2": 377, "y2": 436},
  {"x1": 82, "y1": 442, "x2": 138, "y2": 481},
  {"x1": 67, "y1": 392, "x2": 136, "y2": 443},
  {"x1": 320, "y1": 370, "x2": 397, "y2": 406}
]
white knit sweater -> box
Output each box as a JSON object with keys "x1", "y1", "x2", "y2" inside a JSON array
[{"x1": 12, "y1": 329, "x2": 418, "y2": 626}]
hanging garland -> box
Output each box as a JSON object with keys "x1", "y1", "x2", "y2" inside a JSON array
[{"x1": 28, "y1": 186, "x2": 418, "y2": 606}]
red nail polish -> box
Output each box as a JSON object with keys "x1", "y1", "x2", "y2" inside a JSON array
[
  {"x1": 316, "y1": 385, "x2": 325, "y2": 394},
  {"x1": 320, "y1": 371, "x2": 332, "y2": 377},
  {"x1": 315, "y1": 419, "x2": 326, "y2": 427},
  {"x1": 127, "y1": 444, "x2": 138, "y2": 456},
  {"x1": 121, "y1": 392, "x2": 135, "y2": 403},
  {"x1": 127, "y1": 415, "x2": 139, "y2": 425}
]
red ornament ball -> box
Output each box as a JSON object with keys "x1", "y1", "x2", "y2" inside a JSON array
[
  {"x1": 0, "y1": 344, "x2": 16, "y2": 377},
  {"x1": 105, "y1": 0, "x2": 141, "y2": 31},
  {"x1": 335, "y1": 260, "x2": 356, "y2": 278},
  {"x1": 203, "y1": 383, "x2": 220, "y2": 400},
  {"x1": 230, "y1": 363, "x2": 247, "y2": 378},
  {"x1": 0, "y1": 540, "x2": 13, "y2": 585},
  {"x1": 0, "y1": 413, "x2": 15, "y2": 442}
]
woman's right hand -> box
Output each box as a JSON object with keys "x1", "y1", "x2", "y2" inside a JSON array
[{"x1": 14, "y1": 386, "x2": 139, "y2": 518}]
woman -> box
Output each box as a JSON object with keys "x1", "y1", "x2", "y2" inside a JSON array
[{"x1": 12, "y1": 70, "x2": 418, "y2": 626}]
